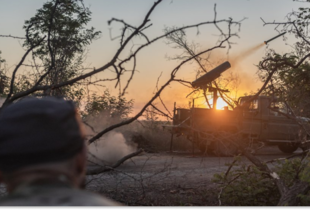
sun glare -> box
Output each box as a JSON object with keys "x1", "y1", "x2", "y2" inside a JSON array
[
  {"x1": 206, "y1": 97, "x2": 229, "y2": 110},
  {"x1": 216, "y1": 97, "x2": 228, "y2": 110}
]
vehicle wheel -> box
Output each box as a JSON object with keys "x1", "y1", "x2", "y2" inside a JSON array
[{"x1": 278, "y1": 143, "x2": 299, "y2": 153}]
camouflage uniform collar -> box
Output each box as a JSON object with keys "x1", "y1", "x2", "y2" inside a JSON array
[{"x1": 12, "y1": 177, "x2": 73, "y2": 196}]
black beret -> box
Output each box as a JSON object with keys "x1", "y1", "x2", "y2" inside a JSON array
[{"x1": 0, "y1": 97, "x2": 84, "y2": 172}]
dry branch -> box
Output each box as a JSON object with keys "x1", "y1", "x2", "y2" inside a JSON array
[
  {"x1": 88, "y1": 36, "x2": 234, "y2": 144},
  {"x1": 86, "y1": 148, "x2": 143, "y2": 175}
]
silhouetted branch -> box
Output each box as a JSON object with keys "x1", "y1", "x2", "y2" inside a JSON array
[
  {"x1": 86, "y1": 149, "x2": 143, "y2": 175},
  {"x1": 3, "y1": 36, "x2": 46, "y2": 106},
  {"x1": 150, "y1": 104, "x2": 173, "y2": 120},
  {"x1": 0, "y1": 34, "x2": 26, "y2": 39},
  {"x1": 88, "y1": 34, "x2": 234, "y2": 144}
]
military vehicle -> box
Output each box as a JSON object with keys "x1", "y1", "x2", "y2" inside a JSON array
[{"x1": 169, "y1": 61, "x2": 309, "y2": 156}]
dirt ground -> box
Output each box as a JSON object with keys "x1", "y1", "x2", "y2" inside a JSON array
[{"x1": 86, "y1": 145, "x2": 302, "y2": 206}]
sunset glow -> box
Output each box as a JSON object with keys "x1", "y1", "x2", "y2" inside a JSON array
[
  {"x1": 0, "y1": 0, "x2": 297, "y2": 118},
  {"x1": 216, "y1": 97, "x2": 229, "y2": 110},
  {"x1": 206, "y1": 97, "x2": 229, "y2": 110}
]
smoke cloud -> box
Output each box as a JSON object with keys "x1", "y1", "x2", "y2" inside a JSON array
[
  {"x1": 230, "y1": 43, "x2": 265, "y2": 65},
  {"x1": 227, "y1": 43, "x2": 265, "y2": 96},
  {"x1": 84, "y1": 113, "x2": 137, "y2": 166},
  {"x1": 88, "y1": 131, "x2": 136, "y2": 166}
]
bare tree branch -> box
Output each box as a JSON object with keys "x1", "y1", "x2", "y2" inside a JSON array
[
  {"x1": 86, "y1": 149, "x2": 143, "y2": 175},
  {"x1": 0, "y1": 34, "x2": 26, "y2": 39},
  {"x1": 3, "y1": 37, "x2": 46, "y2": 106},
  {"x1": 150, "y1": 104, "x2": 173, "y2": 120},
  {"x1": 88, "y1": 34, "x2": 234, "y2": 144}
]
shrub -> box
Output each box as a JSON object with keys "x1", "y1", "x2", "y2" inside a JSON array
[{"x1": 212, "y1": 157, "x2": 310, "y2": 206}]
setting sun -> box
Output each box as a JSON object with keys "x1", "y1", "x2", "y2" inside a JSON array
[
  {"x1": 216, "y1": 97, "x2": 228, "y2": 110},
  {"x1": 206, "y1": 97, "x2": 228, "y2": 110},
  {"x1": 206, "y1": 97, "x2": 229, "y2": 110}
]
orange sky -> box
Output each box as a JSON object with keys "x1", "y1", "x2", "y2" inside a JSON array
[{"x1": 0, "y1": 0, "x2": 303, "y2": 119}]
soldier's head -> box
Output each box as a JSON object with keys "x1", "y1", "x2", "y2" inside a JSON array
[{"x1": 0, "y1": 97, "x2": 87, "y2": 192}]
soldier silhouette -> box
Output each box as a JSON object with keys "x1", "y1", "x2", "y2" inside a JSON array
[{"x1": 0, "y1": 97, "x2": 120, "y2": 206}]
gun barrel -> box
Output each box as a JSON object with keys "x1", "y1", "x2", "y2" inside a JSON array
[
  {"x1": 264, "y1": 32, "x2": 286, "y2": 45},
  {"x1": 192, "y1": 61, "x2": 231, "y2": 88}
]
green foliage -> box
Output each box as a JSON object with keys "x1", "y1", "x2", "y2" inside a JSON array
[
  {"x1": 143, "y1": 106, "x2": 163, "y2": 132},
  {"x1": 212, "y1": 157, "x2": 310, "y2": 206},
  {"x1": 11, "y1": 75, "x2": 33, "y2": 96},
  {"x1": 212, "y1": 159, "x2": 279, "y2": 206},
  {"x1": 0, "y1": 51, "x2": 8, "y2": 97},
  {"x1": 296, "y1": 7, "x2": 310, "y2": 33},
  {"x1": 258, "y1": 2, "x2": 310, "y2": 117},
  {"x1": 23, "y1": 0, "x2": 101, "y2": 61},
  {"x1": 301, "y1": 160, "x2": 310, "y2": 184},
  {"x1": 22, "y1": 0, "x2": 101, "y2": 98},
  {"x1": 276, "y1": 158, "x2": 303, "y2": 187},
  {"x1": 83, "y1": 89, "x2": 134, "y2": 120},
  {"x1": 0, "y1": 51, "x2": 4, "y2": 64},
  {"x1": 258, "y1": 49, "x2": 310, "y2": 117},
  {"x1": 0, "y1": 0, "x2": 102, "y2": 105},
  {"x1": 0, "y1": 72, "x2": 7, "y2": 97}
]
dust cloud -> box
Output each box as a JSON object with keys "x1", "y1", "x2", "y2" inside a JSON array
[
  {"x1": 84, "y1": 113, "x2": 137, "y2": 166},
  {"x1": 88, "y1": 131, "x2": 136, "y2": 166}
]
